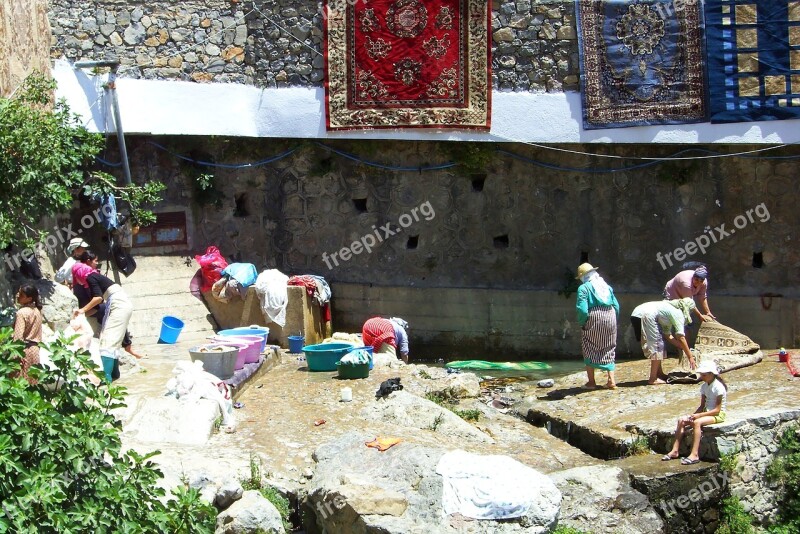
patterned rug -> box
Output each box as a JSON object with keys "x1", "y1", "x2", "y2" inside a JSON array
[
  {"x1": 576, "y1": 0, "x2": 707, "y2": 129},
  {"x1": 705, "y1": 0, "x2": 800, "y2": 123},
  {"x1": 668, "y1": 321, "x2": 763, "y2": 382},
  {"x1": 323, "y1": 0, "x2": 491, "y2": 130}
]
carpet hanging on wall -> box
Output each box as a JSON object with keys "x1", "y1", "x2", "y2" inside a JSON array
[
  {"x1": 323, "y1": 0, "x2": 491, "y2": 130},
  {"x1": 705, "y1": 0, "x2": 800, "y2": 123},
  {"x1": 575, "y1": 0, "x2": 707, "y2": 129}
]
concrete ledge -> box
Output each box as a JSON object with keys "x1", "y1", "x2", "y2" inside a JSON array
[{"x1": 202, "y1": 286, "x2": 330, "y2": 348}]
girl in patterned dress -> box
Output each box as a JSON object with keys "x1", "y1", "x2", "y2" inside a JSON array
[{"x1": 12, "y1": 284, "x2": 43, "y2": 384}]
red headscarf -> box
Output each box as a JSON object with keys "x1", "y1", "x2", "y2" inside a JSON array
[{"x1": 72, "y1": 262, "x2": 97, "y2": 288}]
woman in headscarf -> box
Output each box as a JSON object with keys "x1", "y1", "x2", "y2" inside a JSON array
[
  {"x1": 361, "y1": 316, "x2": 409, "y2": 364},
  {"x1": 12, "y1": 284, "x2": 43, "y2": 384},
  {"x1": 71, "y1": 251, "x2": 134, "y2": 383},
  {"x1": 631, "y1": 297, "x2": 697, "y2": 385},
  {"x1": 664, "y1": 266, "x2": 715, "y2": 323},
  {"x1": 575, "y1": 263, "x2": 620, "y2": 390}
]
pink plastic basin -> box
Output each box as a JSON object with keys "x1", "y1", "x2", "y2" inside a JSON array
[{"x1": 211, "y1": 335, "x2": 260, "y2": 364}]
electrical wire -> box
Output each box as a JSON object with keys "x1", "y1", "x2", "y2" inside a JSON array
[
  {"x1": 94, "y1": 138, "x2": 800, "y2": 175},
  {"x1": 146, "y1": 141, "x2": 298, "y2": 168},
  {"x1": 491, "y1": 131, "x2": 800, "y2": 161},
  {"x1": 313, "y1": 142, "x2": 457, "y2": 171}
]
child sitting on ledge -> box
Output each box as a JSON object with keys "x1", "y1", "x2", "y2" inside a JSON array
[{"x1": 662, "y1": 360, "x2": 727, "y2": 465}]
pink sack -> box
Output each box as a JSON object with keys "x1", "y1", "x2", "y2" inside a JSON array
[{"x1": 194, "y1": 246, "x2": 228, "y2": 293}]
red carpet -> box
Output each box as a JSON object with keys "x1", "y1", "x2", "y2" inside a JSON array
[{"x1": 324, "y1": 0, "x2": 491, "y2": 130}]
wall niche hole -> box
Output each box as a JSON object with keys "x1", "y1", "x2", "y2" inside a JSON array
[
  {"x1": 234, "y1": 193, "x2": 249, "y2": 217},
  {"x1": 580, "y1": 251, "x2": 589, "y2": 264},
  {"x1": 471, "y1": 174, "x2": 486, "y2": 192},
  {"x1": 493, "y1": 235, "x2": 509, "y2": 249},
  {"x1": 407, "y1": 235, "x2": 419, "y2": 249},
  {"x1": 752, "y1": 251, "x2": 764, "y2": 268},
  {"x1": 353, "y1": 198, "x2": 368, "y2": 213}
]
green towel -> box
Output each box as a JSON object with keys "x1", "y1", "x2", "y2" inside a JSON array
[{"x1": 445, "y1": 360, "x2": 551, "y2": 371}]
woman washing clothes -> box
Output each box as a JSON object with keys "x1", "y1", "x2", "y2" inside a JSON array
[
  {"x1": 574, "y1": 263, "x2": 620, "y2": 390},
  {"x1": 71, "y1": 251, "x2": 134, "y2": 383},
  {"x1": 12, "y1": 284, "x2": 43, "y2": 384},
  {"x1": 631, "y1": 298, "x2": 697, "y2": 385},
  {"x1": 361, "y1": 316, "x2": 410, "y2": 364}
]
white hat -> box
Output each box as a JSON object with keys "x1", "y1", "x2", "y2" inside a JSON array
[
  {"x1": 67, "y1": 238, "x2": 89, "y2": 254},
  {"x1": 695, "y1": 360, "x2": 719, "y2": 375}
]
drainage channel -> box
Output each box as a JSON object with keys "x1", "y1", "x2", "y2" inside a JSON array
[{"x1": 523, "y1": 407, "x2": 635, "y2": 460}]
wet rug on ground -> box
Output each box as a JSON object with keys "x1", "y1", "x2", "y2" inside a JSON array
[
  {"x1": 668, "y1": 321, "x2": 762, "y2": 382},
  {"x1": 576, "y1": 0, "x2": 707, "y2": 129},
  {"x1": 323, "y1": 0, "x2": 491, "y2": 130}
]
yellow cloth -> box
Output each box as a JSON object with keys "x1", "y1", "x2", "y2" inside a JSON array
[{"x1": 365, "y1": 437, "x2": 401, "y2": 452}]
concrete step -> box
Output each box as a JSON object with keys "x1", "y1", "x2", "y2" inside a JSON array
[
  {"x1": 129, "y1": 293, "x2": 209, "y2": 316},
  {"x1": 111, "y1": 254, "x2": 216, "y2": 342},
  {"x1": 129, "y1": 315, "x2": 217, "y2": 336}
]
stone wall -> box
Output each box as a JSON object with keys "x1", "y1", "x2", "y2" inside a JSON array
[
  {"x1": 48, "y1": 0, "x2": 579, "y2": 91},
  {"x1": 123, "y1": 137, "x2": 800, "y2": 297}
]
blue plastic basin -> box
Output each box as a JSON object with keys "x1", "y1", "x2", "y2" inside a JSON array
[{"x1": 303, "y1": 343, "x2": 355, "y2": 372}]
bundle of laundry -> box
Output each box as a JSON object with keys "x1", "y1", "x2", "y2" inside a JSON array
[
  {"x1": 211, "y1": 263, "x2": 258, "y2": 302},
  {"x1": 166, "y1": 360, "x2": 235, "y2": 430},
  {"x1": 287, "y1": 274, "x2": 332, "y2": 321},
  {"x1": 194, "y1": 246, "x2": 229, "y2": 293}
]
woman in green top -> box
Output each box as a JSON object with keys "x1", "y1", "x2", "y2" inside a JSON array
[{"x1": 575, "y1": 263, "x2": 620, "y2": 389}]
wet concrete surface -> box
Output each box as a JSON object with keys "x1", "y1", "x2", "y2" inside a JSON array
[{"x1": 115, "y1": 342, "x2": 798, "y2": 495}]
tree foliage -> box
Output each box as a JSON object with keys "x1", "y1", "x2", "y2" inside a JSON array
[
  {"x1": 0, "y1": 73, "x2": 164, "y2": 248},
  {"x1": 0, "y1": 329, "x2": 216, "y2": 532}
]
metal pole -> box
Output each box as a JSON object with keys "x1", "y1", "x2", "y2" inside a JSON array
[{"x1": 73, "y1": 60, "x2": 132, "y2": 186}]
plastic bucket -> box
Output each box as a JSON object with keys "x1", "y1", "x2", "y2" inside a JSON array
[
  {"x1": 189, "y1": 344, "x2": 239, "y2": 379},
  {"x1": 159, "y1": 316, "x2": 184, "y2": 344},
  {"x1": 303, "y1": 343, "x2": 354, "y2": 372},
  {"x1": 288, "y1": 335, "x2": 305, "y2": 354},
  {"x1": 217, "y1": 327, "x2": 269, "y2": 352},
  {"x1": 336, "y1": 361, "x2": 370, "y2": 379}
]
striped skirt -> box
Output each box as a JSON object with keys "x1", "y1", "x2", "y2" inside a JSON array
[{"x1": 581, "y1": 306, "x2": 617, "y2": 370}]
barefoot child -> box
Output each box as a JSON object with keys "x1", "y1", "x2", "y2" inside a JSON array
[{"x1": 662, "y1": 360, "x2": 727, "y2": 464}]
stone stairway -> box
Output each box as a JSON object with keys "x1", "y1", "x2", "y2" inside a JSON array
[{"x1": 107, "y1": 254, "x2": 217, "y2": 349}]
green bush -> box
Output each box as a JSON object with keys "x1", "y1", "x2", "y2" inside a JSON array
[
  {"x1": 716, "y1": 496, "x2": 754, "y2": 534},
  {"x1": 0, "y1": 328, "x2": 216, "y2": 533},
  {"x1": 766, "y1": 424, "x2": 800, "y2": 532},
  {"x1": 0, "y1": 74, "x2": 163, "y2": 248},
  {"x1": 239, "y1": 453, "x2": 292, "y2": 531}
]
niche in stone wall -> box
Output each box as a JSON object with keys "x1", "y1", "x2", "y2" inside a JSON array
[
  {"x1": 234, "y1": 193, "x2": 249, "y2": 217},
  {"x1": 471, "y1": 174, "x2": 486, "y2": 192},
  {"x1": 353, "y1": 198, "x2": 368, "y2": 213},
  {"x1": 493, "y1": 235, "x2": 509, "y2": 249},
  {"x1": 752, "y1": 251, "x2": 763, "y2": 268},
  {"x1": 580, "y1": 250, "x2": 589, "y2": 263},
  {"x1": 407, "y1": 235, "x2": 419, "y2": 249}
]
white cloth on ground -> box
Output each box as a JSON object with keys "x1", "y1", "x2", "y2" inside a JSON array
[
  {"x1": 166, "y1": 360, "x2": 235, "y2": 429},
  {"x1": 435, "y1": 449, "x2": 560, "y2": 520},
  {"x1": 254, "y1": 269, "x2": 289, "y2": 327}
]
